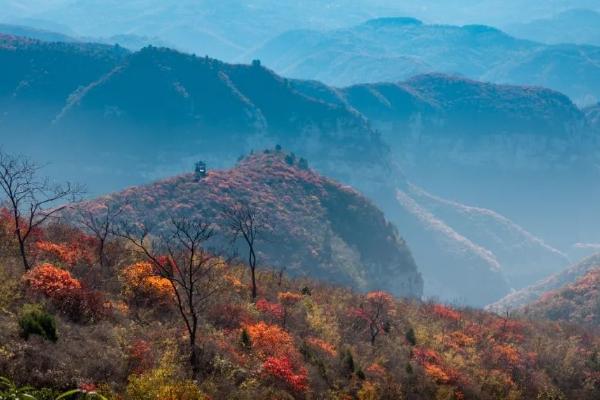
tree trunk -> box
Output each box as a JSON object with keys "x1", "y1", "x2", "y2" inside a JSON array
[
  {"x1": 251, "y1": 265, "x2": 257, "y2": 300},
  {"x1": 17, "y1": 236, "x2": 29, "y2": 271},
  {"x1": 249, "y1": 246, "x2": 257, "y2": 300},
  {"x1": 98, "y1": 239, "x2": 105, "y2": 267}
]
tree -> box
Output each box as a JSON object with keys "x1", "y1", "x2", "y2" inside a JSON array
[
  {"x1": 352, "y1": 291, "x2": 396, "y2": 345},
  {"x1": 115, "y1": 217, "x2": 224, "y2": 378},
  {"x1": 0, "y1": 150, "x2": 82, "y2": 270},
  {"x1": 76, "y1": 200, "x2": 122, "y2": 267},
  {"x1": 223, "y1": 202, "x2": 266, "y2": 300}
]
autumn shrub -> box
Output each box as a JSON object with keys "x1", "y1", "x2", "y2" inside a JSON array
[
  {"x1": 18, "y1": 303, "x2": 57, "y2": 342},
  {"x1": 35, "y1": 238, "x2": 95, "y2": 268},
  {"x1": 121, "y1": 262, "x2": 173, "y2": 308},
  {"x1": 23, "y1": 263, "x2": 108, "y2": 323},
  {"x1": 244, "y1": 321, "x2": 295, "y2": 360},
  {"x1": 256, "y1": 298, "x2": 284, "y2": 321},
  {"x1": 262, "y1": 356, "x2": 308, "y2": 393},
  {"x1": 127, "y1": 339, "x2": 155, "y2": 375},
  {"x1": 126, "y1": 349, "x2": 207, "y2": 400}
]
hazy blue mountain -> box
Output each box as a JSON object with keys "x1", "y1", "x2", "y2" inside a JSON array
[
  {"x1": 584, "y1": 102, "x2": 600, "y2": 129},
  {"x1": 1, "y1": 35, "x2": 596, "y2": 305},
  {"x1": 505, "y1": 9, "x2": 600, "y2": 46},
  {"x1": 0, "y1": 23, "x2": 78, "y2": 42},
  {"x1": 252, "y1": 18, "x2": 600, "y2": 105},
  {"x1": 2, "y1": 0, "x2": 600, "y2": 62}
]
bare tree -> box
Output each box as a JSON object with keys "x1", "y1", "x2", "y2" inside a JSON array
[
  {"x1": 77, "y1": 200, "x2": 123, "y2": 267},
  {"x1": 223, "y1": 202, "x2": 265, "y2": 301},
  {"x1": 115, "y1": 217, "x2": 224, "y2": 378},
  {"x1": 0, "y1": 150, "x2": 83, "y2": 270}
]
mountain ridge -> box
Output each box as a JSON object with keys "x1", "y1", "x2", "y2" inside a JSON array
[{"x1": 252, "y1": 19, "x2": 600, "y2": 105}]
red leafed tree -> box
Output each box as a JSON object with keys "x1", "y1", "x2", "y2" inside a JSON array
[{"x1": 352, "y1": 291, "x2": 396, "y2": 345}]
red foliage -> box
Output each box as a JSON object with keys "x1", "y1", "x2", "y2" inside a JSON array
[
  {"x1": 432, "y1": 304, "x2": 462, "y2": 322},
  {"x1": 128, "y1": 339, "x2": 154, "y2": 374},
  {"x1": 23, "y1": 263, "x2": 82, "y2": 297},
  {"x1": 352, "y1": 291, "x2": 396, "y2": 344},
  {"x1": 262, "y1": 356, "x2": 308, "y2": 393},
  {"x1": 256, "y1": 298, "x2": 284, "y2": 320},
  {"x1": 413, "y1": 347, "x2": 463, "y2": 387},
  {"x1": 35, "y1": 237, "x2": 96, "y2": 268},
  {"x1": 244, "y1": 321, "x2": 295, "y2": 359},
  {"x1": 23, "y1": 263, "x2": 109, "y2": 322}
]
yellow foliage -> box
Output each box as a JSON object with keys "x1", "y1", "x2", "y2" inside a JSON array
[
  {"x1": 121, "y1": 262, "x2": 173, "y2": 306},
  {"x1": 304, "y1": 299, "x2": 340, "y2": 344},
  {"x1": 357, "y1": 381, "x2": 379, "y2": 400},
  {"x1": 126, "y1": 349, "x2": 206, "y2": 400}
]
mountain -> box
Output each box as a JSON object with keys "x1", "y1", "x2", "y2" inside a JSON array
[
  {"x1": 488, "y1": 253, "x2": 600, "y2": 312},
  {"x1": 0, "y1": 23, "x2": 171, "y2": 51},
  {"x1": 521, "y1": 266, "x2": 600, "y2": 326},
  {"x1": 505, "y1": 9, "x2": 600, "y2": 47},
  {"x1": 0, "y1": 23, "x2": 77, "y2": 42},
  {"x1": 252, "y1": 18, "x2": 600, "y2": 105},
  {"x1": 78, "y1": 151, "x2": 423, "y2": 297},
  {"x1": 0, "y1": 33, "x2": 128, "y2": 121},
  {"x1": 291, "y1": 74, "x2": 600, "y2": 256},
  {"x1": 1, "y1": 35, "x2": 595, "y2": 306},
  {"x1": 585, "y1": 102, "x2": 600, "y2": 130},
  {"x1": 389, "y1": 183, "x2": 568, "y2": 305},
  {"x1": 3, "y1": 0, "x2": 599, "y2": 62}
]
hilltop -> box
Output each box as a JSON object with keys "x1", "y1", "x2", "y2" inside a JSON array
[{"x1": 79, "y1": 150, "x2": 423, "y2": 297}]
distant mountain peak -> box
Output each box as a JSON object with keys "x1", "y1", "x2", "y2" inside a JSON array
[{"x1": 362, "y1": 17, "x2": 423, "y2": 28}]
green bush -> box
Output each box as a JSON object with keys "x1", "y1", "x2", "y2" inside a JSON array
[{"x1": 18, "y1": 304, "x2": 57, "y2": 342}]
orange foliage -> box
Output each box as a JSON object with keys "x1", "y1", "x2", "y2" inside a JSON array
[
  {"x1": 493, "y1": 343, "x2": 522, "y2": 369},
  {"x1": 121, "y1": 262, "x2": 173, "y2": 306},
  {"x1": 278, "y1": 291, "x2": 303, "y2": 305},
  {"x1": 306, "y1": 337, "x2": 337, "y2": 357},
  {"x1": 366, "y1": 363, "x2": 386, "y2": 377},
  {"x1": 35, "y1": 238, "x2": 95, "y2": 267},
  {"x1": 256, "y1": 298, "x2": 284, "y2": 320},
  {"x1": 433, "y1": 304, "x2": 461, "y2": 321},
  {"x1": 423, "y1": 363, "x2": 451, "y2": 384},
  {"x1": 244, "y1": 321, "x2": 295, "y2": 359},
  {"x1": 23, "y1": 263, "x2": 82, "y2": 298}
]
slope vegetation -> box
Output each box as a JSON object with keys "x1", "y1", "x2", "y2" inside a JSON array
[{"x1": 80, "y1": 151, "x2": 423, "y2": 297}]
